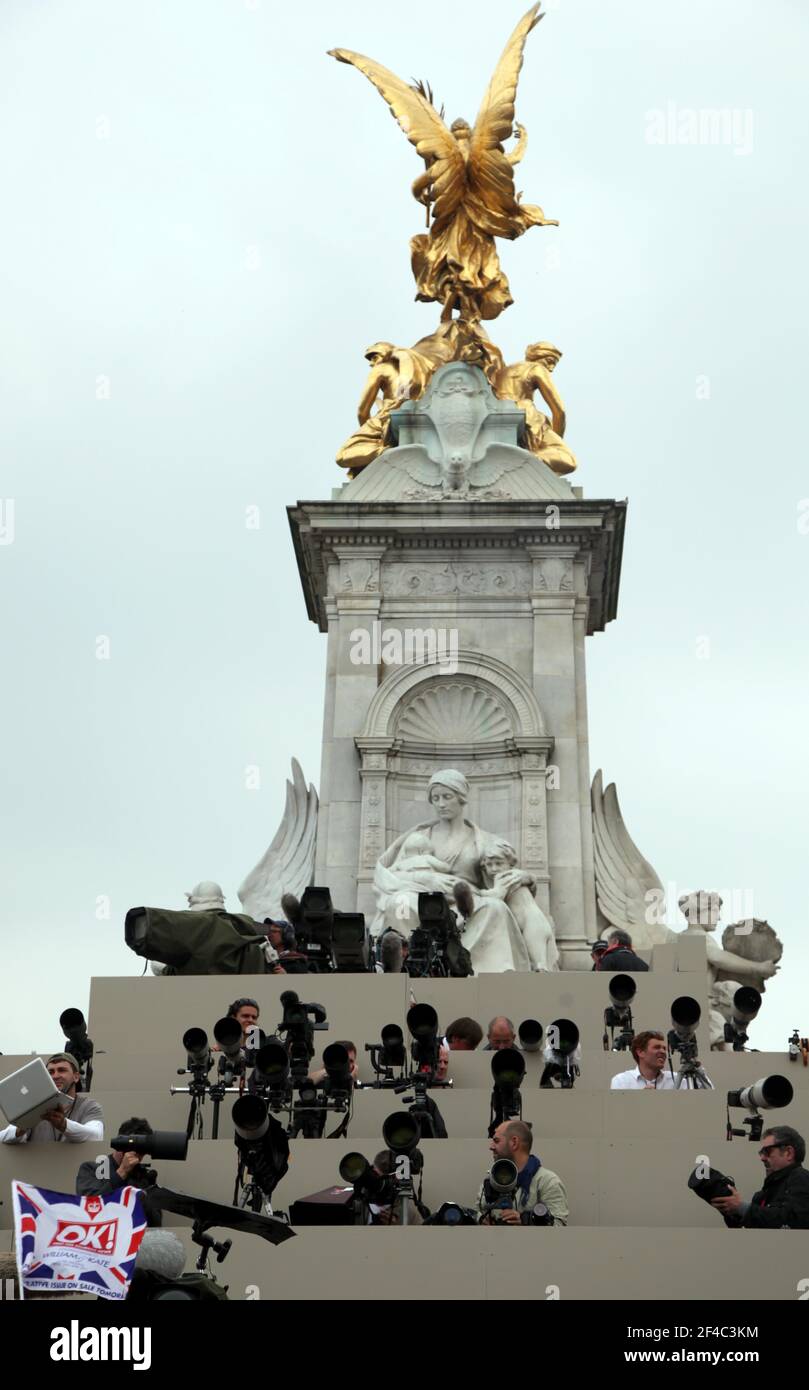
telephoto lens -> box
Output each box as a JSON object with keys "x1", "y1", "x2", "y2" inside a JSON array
[
  {"x1": 406, "y1": 1003, "x2": 440, "y2": 1069},
  {"x1": 381, "y1": 1024, "x2": 406, "y2": 1068},
  {"x1": 670, "y1": 997, "x2": 701, "y2": 1040},
  {"x1": 182, "y1": 1028, "x2": 211, "y2": 1069},
  {"x1": 382, "y1": 1110, "x2": 422, "y2": 1156},
  {"x1": 727, "y1": 1075, "x2": 794, "y2": 1112},
  {"x1": 517, "y1": 1019, "x2": 543, "y2": 1052},
  {"x1": 214, "y1": 1017, "x2": 244, "y2": 1064},
  {"x1": 488, "y1": 1157, "x2": 519, "y2": 1194}
]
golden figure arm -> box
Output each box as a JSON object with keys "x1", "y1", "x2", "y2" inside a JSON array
[
  {"x1": 327, "y1": 47, "x2": 465, "y2": 222},
  {"x1": 506, "y1": 122, "x2": 528, "y2": 167},
  {"x1": 535, "y1": 364, "x2": 566, "y2": 437},
  {"x1": 357, "y1": 365, "x2": 385, "y2": 425}
]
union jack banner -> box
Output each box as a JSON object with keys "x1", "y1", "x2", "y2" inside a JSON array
[{"x1": 11, "y1": 1181, "x2": 147, "y2": 1300}]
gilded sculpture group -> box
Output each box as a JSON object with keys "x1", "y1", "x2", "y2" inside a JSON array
[{"x1": 330, "y1": 4, "x2": 578, "y2": 480}]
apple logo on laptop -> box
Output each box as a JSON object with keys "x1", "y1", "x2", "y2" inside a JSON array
[{"x1": 20, "y1": 1086, "x2": 29, "y2": 1096}]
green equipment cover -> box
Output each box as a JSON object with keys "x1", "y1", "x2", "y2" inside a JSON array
[{"x1": 125, "y1": 906, "x2": 271, "y2": 975}]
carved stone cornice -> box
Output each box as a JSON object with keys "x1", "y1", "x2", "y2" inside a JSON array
[{"x1": 288, "y1": 497, "x2": 626, "y2": 636}]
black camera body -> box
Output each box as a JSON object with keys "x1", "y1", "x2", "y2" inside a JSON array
[
  {"x1": 688, "y1": 1165, "x2": 735, "y2": 1204},
  {"x1": 407, "y1": 893, "x2": 473, "y2": 978},
  {"x1": 111, "y1": 1131, "x2": 189, "y2": 1162},
  {"x1": 277, "y1": 990, "x2": 327, "y2": 1073}
]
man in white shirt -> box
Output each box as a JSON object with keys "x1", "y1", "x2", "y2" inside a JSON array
[
  {"x1": 0, "y1": 1052, "x2": 104, "y2": 1143},
  {"x1": 610, "y1": 1031, "x2": 677, "y2": 1090}
]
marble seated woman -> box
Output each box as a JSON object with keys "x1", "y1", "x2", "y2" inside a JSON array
[{"x1": 372, "y1": 769, "x2": 553, "y2": 974}]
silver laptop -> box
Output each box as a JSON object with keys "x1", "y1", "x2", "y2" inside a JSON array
[{"x1": 0, "y1": 1058, "x2": 70, "y2": 1130}]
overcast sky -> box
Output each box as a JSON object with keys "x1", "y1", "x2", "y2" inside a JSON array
[{"x1": 1, "y1": 0, "x2": 807, "y2": 1052}]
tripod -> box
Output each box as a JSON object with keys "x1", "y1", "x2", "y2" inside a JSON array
[{"x1": 668, "y1": 1039, "x2": 713, "y2": 1090}]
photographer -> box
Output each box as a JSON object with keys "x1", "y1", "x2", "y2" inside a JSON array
[
  {"x1": 610, "y1": 1030, "x2": 713, "y2": 1090},
  {"x1": 710, "y1": 1126, "x2": 809, "y2": 1228},
  {"x1": 264, "y1": 918, "x2": 313, "y2": 974},
  {"x1": 0, "y1": 1053, "x2": 103, "y2": 1144},
  {"x1": 446, "y1": 1017, "x2": 483, "y2": 1051},
  {"x1": 483, "y1": 1017, "x2": 519, "y2": 1052},
  {"x1": 596, "y1": 929, "x2": 649, "y2": 973},
  {"x1": 589, "y1": 940, "x2": 608, "y2": 969},
  {"x1": 478, "y1": 1120, "x2": 569, "y2": 1225},
  {"x1": 610, "y1": 1031, "x2": 673, "y2": 1089},
  {"x1": 75, "y1": 1116, "x2": 162, "y2": 1226},
  {"x1": 212, "y1": 998, "x2": 261, "y2": 1052},
  {"x1": 309, "y1": 1040, "x2": 359, "y2": 1086},
  {"x1": 367, "y1": 1150, "x2": 424, "y2": 1226}
]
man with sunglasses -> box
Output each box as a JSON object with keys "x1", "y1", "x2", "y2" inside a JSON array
[{"x1": 711, "y1": 1126, "x2": 809, "y2": 1228}]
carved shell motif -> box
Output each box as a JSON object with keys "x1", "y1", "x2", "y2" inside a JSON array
[{"x1": 396, "y1": 684, "x2": 512, "y2": 743}]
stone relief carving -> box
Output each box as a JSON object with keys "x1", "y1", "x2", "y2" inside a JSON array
[
  {"x1": 341, "y1": 558, "x2": 380, "y2": 593},
  {"x1": 535, "y1": 556, "x2": 574, "y2": 591},
  {"x1": 385, "y1": 363, "x2": 532, "y2": 499},
  {"x1": 383, "y1": 561, "x2": 531, "y2": 597},
  {"x1": 396, "y1": 684, "x2": 513, "y2": 744}
]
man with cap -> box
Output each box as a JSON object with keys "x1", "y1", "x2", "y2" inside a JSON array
[
  {"x1": 590, "y1": 941, "x2": 609, "y2": 971},
  {"x1": 0, "y1": 1053, "x2": 104, "y2": 1143}
]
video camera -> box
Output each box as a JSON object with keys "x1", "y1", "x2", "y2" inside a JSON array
[
  {"x1": 286, "y1": 888, "x2": 372, "y2": 973},
  {"x1": 249, "y1": 994, "x2": 352, "y2": 1139},
  {"x1": 401, "y1": 891, "x2": 472, "y2": 978},
  {"x1": 125, "y1": 905, "x2": 276, "y2": 975}
]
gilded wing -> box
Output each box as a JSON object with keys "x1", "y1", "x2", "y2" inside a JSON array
[
  {"x1": 468, "y1": 4, "x2": 552, "y2": 235},
  {"x1": 328, "y1": 48, "x2": 465, "y2": 222}
]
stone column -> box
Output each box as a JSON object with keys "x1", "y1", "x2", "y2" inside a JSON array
[
  {"x1": 525, "y1": 546, "x2": 593, "y2": 963},
  {"x1": 314, "y1": 545, "x2": 387, "y2": 909}
]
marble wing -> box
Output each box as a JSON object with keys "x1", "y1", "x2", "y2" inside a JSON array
[
  {"x1": 238, "y1": 759, "x2": 318, "y2": 922},
  {"x1": 468, "y1": 444, "x2": 530, "y2": 487},
  {"x1": 591, "y1": 769, "x2": 673, "y2": 947},
  {"x1": 385, "y1": 447, "x2": 443, "y2": 487}
]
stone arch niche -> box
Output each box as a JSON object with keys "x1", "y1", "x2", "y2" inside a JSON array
[{"x1": 354, "y1": 651, "x2": 554, "y2": 918}]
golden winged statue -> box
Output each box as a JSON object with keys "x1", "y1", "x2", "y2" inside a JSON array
[{"x1": 329, "y1": 3, "x2": 556, "y2": 326}]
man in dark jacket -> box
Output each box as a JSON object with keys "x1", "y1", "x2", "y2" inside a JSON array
[
  {"x1": 711, "y1": 1126, "x2": 809, "y2": 1228},
  {"x1": 596, "y1": 929, "x2": 649, "y2": 973},
  {"x1": 75, "y1": 1116, "x2": 162, "y2": 1226}
]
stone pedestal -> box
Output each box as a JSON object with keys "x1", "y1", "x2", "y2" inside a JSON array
[{"x1": 289, "y1": 369, "x2": 625, "y2": 968}]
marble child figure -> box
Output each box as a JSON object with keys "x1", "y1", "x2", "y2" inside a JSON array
[{"x1": 479, "y1": 840, "x2": 559, "y2": 972}]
